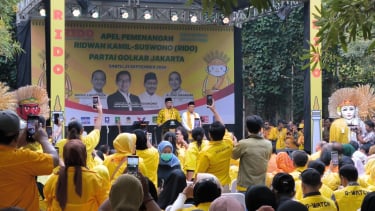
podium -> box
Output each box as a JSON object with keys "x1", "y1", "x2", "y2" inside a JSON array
[
  {"x1": 156, "y1": 119, "x2": 181, "y2": 144},
  {"x1": 132, "y1": 121, "x2": 149, "y2": 130}
]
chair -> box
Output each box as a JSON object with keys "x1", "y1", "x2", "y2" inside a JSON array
[
  {"x1": 165, "y1": 203, "x2": 193, "y2": 211},
  {"x1": 230, "y1": 179, "x2": 237, "y2": 193},
  {"x1": 221, "y1": 192, "x2": 246, "y2": 209}
]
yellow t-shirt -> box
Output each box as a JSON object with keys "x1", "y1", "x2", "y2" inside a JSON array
[
  {"x1": 184, "y1": 140, "x2": 209, "y2": 172},
  {"x1": 136, "y1": 147, "x2": 159, "y2": 188},
  {"x1": 56, "y1": 129, "x2": 100, "y2": 169},
  {"x1": 332, "y1": 185, "x2": 369, "y2": 211},
  {"x1": 299, "y1": 193, "x2": 337, "y2": 211},
  {"x1": 156, "y1": 107, "x2": 182, "y2": 126},
  {"x1": 0, "y1": 145, "x2": 54, "y2": 211},
  {"x1": 180, "y1": 202, "x2": 211, "y2": 211},
  {"x1": 268, "y1": 127, "x2": 288, "y2": 150},
  {"x1": 295, "y1": 181, "x2": 333, "y2": 201},
  {"x1": 195, "y1": 131, "x2": 233, "y2": 186},
  {"x1": 103, "y1": 153, "x2": 148, "y2": 183},
  {"x1": 43, "y1": 167, "x2": 108, "y2": 211},
  {"x1": 322, "y1": 171, "x2": 341, "y2": 191},
  {"x1": 329, "y1": 118, "x2": 350, "y2": 144}
]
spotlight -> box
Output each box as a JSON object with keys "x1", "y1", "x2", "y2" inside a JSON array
[
  {"x1": 170, "y1": 11, "x2": 178, "y2": 22},
  {"x1": 72, "y1": 7, "x2": 81, "y2": 17},
  {"x1": 39, "y1": 7, "x2": 46, "y2": 17},
  {"x1": 222, "y1": 16, "x2": 230, "y2": 24},
  {"x1": 190, "y1": 13, "x2": 197, "y2": 23},
  {"x1": 90, "y1": 9, "x2": 99, "y2": 18},
  {"x1": 144, "y1": 10, "x2": 152, "y2": 20},
  {"x1": 120, "y1": 8, "x2": 129, "y2": 19}
]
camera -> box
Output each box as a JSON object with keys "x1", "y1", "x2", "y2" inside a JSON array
[
  {"x1": 127, "y1": 155, "x2": 139, "y2": 176},
  {"x1": 206, "y1": 95, "x2": 213, "y2": 106},
  {"x1": 92, "y1": 96, "x2": 99, "y2": 109}
]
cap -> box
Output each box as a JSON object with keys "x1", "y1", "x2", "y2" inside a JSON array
[
  {"x1": 0, "y1": 110, "x2": 20, "y2": 136},
  {"x1": 165, "y1": 97, "x2": 172, "y2": 103},
  {"x1": 301, "y1": 168, "x2": 321, "y2": 187}
]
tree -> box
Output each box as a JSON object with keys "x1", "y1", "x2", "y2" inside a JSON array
[{"x1": 0, "y1": 0, "x2": 22, "y2": 60}]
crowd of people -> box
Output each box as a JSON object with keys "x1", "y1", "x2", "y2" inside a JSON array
[{"x1": 3, "y1": 92, "x2": 375, "y2": 211}]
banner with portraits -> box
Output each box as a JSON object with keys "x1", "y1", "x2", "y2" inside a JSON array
[{"x1": 31, "y1": 20, "x2": 235, "y2": 125}]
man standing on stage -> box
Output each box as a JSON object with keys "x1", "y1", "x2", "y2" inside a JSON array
[
  {"x1": 156, "y1": 97, "x2": 181, "y2": 126},
  {"x1": 181, "y1": 101, "x2": 201, "y2": 139}
]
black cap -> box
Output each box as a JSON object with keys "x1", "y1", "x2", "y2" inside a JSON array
[
  {"x1": 271, "y1": 173, "x2": 295, "y2": 194},
  {"x1": 301, "y1": 168, "x2": 321, "y2": 187}
]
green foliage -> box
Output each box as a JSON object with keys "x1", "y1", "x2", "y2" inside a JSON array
[
  {"x1": 242, "y1": 6, "x2": 305, "y2": 122},
  {"x1": 0, "y1": 0, "x2": 22, "y2": 59},
  {"x1": 315, "y1": 0, "x2": 375, "y2": 52}
]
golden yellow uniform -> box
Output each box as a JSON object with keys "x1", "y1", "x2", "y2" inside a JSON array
[
  {"x1": 56, "y1": 129, "x2": 100, "y2": 169},
  {"x1": 332, "y1": 184, "x2": 369, "y2": 211},
  {"x1": 195, "y1": 131, "x2": 233, "y2": 186},
  {"x1": 299, "y1": 193, "x2": 337, "y2": 211},
  {"x1": 329, "y1": 118, "x2": 350, "y2": 144},
  {"x1": 184, "y1": 140, "x2": 209, "y2": 172},
  {"x1": 0, "y1": 145, "x2": 54, "y2": 211},
  {"x1": 136, "y1": 147, "x2": 159, "y2": 187},
  {"x1": 44, "y1": 167, "x2": 108, "y2": 211},
  {"x1": 156, "y1": 107, "x2": 182, "y2": 126},
  {"x1": 295, "y1": 180, "x2": 333, "y2": 201},
  {"x1": 268, "y1": 127, "x2": 288, "y2": 150}
]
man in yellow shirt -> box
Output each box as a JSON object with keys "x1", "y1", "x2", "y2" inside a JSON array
[
  {"x1": 56, "y1": 101, "x2": 103, "y2": 169},
  {"x1": 268, "y1": 120, "x2": 288, "y2": 150},
  {"x1": 156, "y1": 97, "x2": 182, "y2": 126},
  {"x1": 332, "y1": 164, "x2": 369, "y2": 211},
  {"x1": 299, "y1": 168, "x2": 337, "y2": 211},
  {"x1": 0, "y1": 110, "x2": 59, "y2": 210},
  {"x1": 195, "y1": 102, "x2": 235, "y2": 191}
]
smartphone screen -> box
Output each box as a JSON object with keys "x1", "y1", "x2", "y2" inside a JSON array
[
  {"x1": 194, "y1": 118, "x2": 201, "y2": 128},
  {"x1": 27, "y1": 115, "x2": 39, "y2": 142},
  {"x1": 127, "y1": 155, "x2": 139, "y2": 175},
  {"x1": 331, "y1": 151, "x2": 339, "y2": 165},
  {"x1": 46, "y1": 126, "x2": 52, "y2": 138},
  {"x1": 206, "y1": 95, "x2": 213, "y2": 106},
  {"x1": 92, "y1": 96, "x2": 99, "y2": 109}
]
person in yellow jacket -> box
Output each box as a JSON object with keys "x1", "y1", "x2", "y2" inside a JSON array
[
  {"x1": 268, "y1": 120, "x2": 288, "y2": 150},
  {"x1": 184, "y1": 127, "x2": 209, "y2": 181},
  {"x1": 103, "y1": 132, "x2": 148, "y2": 183},
  {"x1": 298, "y1": 168, "x2": 337, "y2": 211},
  {"x1": 134, "y1": 129, "x2": 159, "y2": 188},
  {"x1": 44, "y1": 140, "x2": 108, "y2": 211},
  {"x1": 56, "y1": 101, "x2": 103, "y2": 169},
  {"x1": 332, "y1": 164, "x2": 370, "y2": 211}
]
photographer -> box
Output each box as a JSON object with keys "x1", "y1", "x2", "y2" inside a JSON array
[{"x1": 0, "y1": 110, "x2": 59, "y2": 210}]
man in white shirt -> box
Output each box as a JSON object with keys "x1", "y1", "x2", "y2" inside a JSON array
[
  {"x1": 79, "y1": 69, "x2": 108, "y2": 109},
  {"x1": 139, "y1": 72, "x2": 164, "y2": 111},
  {"x1": 181, "y1": 101, "x2": 201, "y2": 138}
]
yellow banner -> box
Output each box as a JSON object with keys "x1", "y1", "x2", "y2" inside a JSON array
[
  {"x1": 310, "y1": 0, "x2": 322, "y2": 152},
  {"x1": 50, "y1": 1, "x2": 65, "y2": 114},
  {"x1": 31, "y1": 21, "x2": 235, "y2": 125}
]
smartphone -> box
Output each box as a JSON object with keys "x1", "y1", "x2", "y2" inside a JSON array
[
  {"x1": 92, "y1": 96, "x2": 99, "y2": 109},
  {"x1": 127, "y1": 155, "x2": 139, "y2": 175},
  {"x1": 54, "y1": 146, "x2": 59, "y2": 154},
  {"x1": 27, "y1": 115, "x2": 39, "y2": 142},
  {"x1": 331, "y1": 151, "x2": 339, "y2": 166},
  {"x1": 194, "y1": 118, "x2": 201, "y2": 128},
  {"x1": 46, "y1": 126, "x2": 52, "y2": 138},
  {"x1": 206, "y1": 94, "x2": 213, "y2": 106}
]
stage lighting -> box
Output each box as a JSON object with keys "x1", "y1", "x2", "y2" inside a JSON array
[
  {"x1": 222, "y1": 16, "x2": 230, "y2": 25},
  {"x1": 39, "y1": 6, "x2": 46, "y2": 17},
  {"x1": 170, "y1": 11, "x2": 178, "y2": 22},
  {"x1": 190, "y1": 13, "x2": 197, "y2": 23},
  {"x1": 144, "y1": 10, "x2": 152, "y2": 20},
  {"x1": 120, "y1": 8, "x2": 129, "y2": 19},
  {"x1": 90, "y1": 9, "x2": 99, "y2": 18},
  {"x1": 72, "y1": 7, "x2": 81, "y2": 17}
]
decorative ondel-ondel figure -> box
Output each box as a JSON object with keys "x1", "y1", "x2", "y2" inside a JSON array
[{"x1": 328, "y1": 85, "x2": 375, "y2": 144}]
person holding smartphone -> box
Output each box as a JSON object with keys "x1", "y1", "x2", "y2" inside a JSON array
[
  {"x1": 0, "y1": 110, "x2": 59, "y2": 210},
  {"x1": 181, "y1": 101, "x2": 201, "y2": 140}
]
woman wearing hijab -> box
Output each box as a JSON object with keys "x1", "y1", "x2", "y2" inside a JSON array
[
  {"x1": 157, "y1": 169, "x2": 187, "y2": 209},
  {"x1": 157, "y1": 141, "x2": 181, "y2": 188},
  {"x1": 44, "y1": 140, "x2": 108, "y2": 210},
  {"x1": 103, "y1": 133, "x2": 148, "y2": 183}
]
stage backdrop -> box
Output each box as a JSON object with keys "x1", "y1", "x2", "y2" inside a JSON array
[{"x1": 31, "y1": 20, "x2": 235, "y2": 126}]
